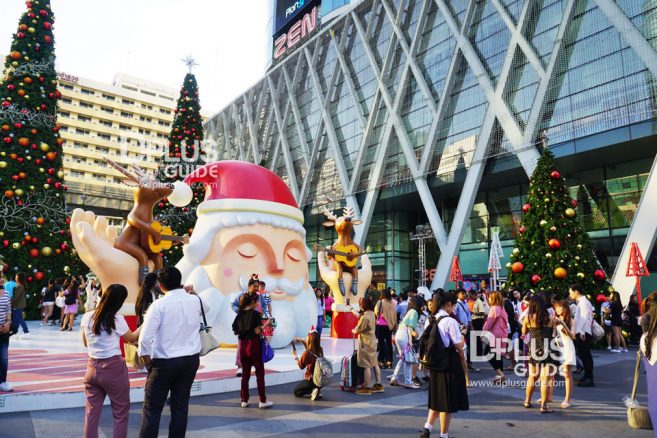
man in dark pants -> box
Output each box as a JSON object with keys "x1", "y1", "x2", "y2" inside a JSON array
[
  {"x1": 570, "y1": 283, "x2": 595, "y2": 387},
  {"x1": 138, "y1": 267, "x2": 209, "y2": 437}
]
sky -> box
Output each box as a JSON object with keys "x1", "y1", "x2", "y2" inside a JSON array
[{"x1": 0, "y1": 0, "x2": 271, "y2": 116}]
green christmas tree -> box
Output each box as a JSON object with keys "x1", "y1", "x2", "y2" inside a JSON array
[
  {"x1": 0, "y1": 0, "x2": 75, "y2": 317},
  {"x1": 505, "y1": 150, "x2": 611, "y2": 298},
  {"x1": 153, "y1": 70, "x2": 205, "y2": 266}
]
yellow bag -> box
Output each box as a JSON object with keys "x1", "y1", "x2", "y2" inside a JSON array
[{"x1": 124, "y1": 343, "x2": 145, "y2": 369}]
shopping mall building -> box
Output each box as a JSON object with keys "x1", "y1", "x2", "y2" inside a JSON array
[{"x1": 204, "y1": 0, "x2": 657, "y2": 296}]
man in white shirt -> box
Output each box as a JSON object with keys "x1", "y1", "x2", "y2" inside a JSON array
[
  {"x1": 569, "y1": 283, "x2": 595, "y2": 387},
  {"x1": 138, "y1": 267, "x2": 209, "y2": 438}
]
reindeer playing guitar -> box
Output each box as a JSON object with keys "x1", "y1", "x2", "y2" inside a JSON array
[
  {"x1": 105, "y1": 158, "x2": 189, "y2": 284},
  {"x1": 316, "y1": 206, "x2": 366, "y2": 306}
]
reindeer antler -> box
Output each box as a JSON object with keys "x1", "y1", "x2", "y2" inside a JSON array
[
  {"x1": 105, "y1": 158, "x2": 140, "y2": 183},
  {"x1": 343, "y1": 206, "x2": 356, "y2": 219},
  {"x1": 130, "y1": 163, "x2": 148, "y2": 179},
  {"x1": 322, "y1": 207, "x2": 338, "y2": 221}
]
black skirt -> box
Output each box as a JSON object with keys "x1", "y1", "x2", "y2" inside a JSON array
[{"x1": 428, "y1": 350, "x2": 469, "y2": 413}]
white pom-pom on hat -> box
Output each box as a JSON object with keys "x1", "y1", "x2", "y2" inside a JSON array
[{"x1": 169, "y1": 181, "x2": 193, "y2": 207}]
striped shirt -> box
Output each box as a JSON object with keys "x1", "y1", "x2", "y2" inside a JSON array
[{"x1": 0, "y1": 289, "x2": 11, "y2": 325}]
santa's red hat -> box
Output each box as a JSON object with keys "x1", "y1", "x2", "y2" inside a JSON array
[{"x1": 183, "y1": 161, "x2": 304, "y2": 224}]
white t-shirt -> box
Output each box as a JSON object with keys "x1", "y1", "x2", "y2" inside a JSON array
[
  {"x1": 81, "y1": 311, "x2": 130, "y2": 359},
  {"x1": 436, "y1": 310, "x2": 462, "y2": 347}
]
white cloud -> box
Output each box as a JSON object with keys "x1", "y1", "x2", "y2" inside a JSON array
[{"x1": 0, "y1": 0, "x2": 270, "y2": 115}]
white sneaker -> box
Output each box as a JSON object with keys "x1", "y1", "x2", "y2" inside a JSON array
[
  {"x1": 610, "y1": 348, "x2": 621, "y2": 353},
  {"x1": 240, "y1": 401, "x2": 249, "y2": 408},
  {"x1": 311, "y1": 388, "x2": 320, "y2": 401},
  {"x1": 607, "y1": 346, "x2": 612, "y2": 351},
  {"x1": 235, "y1": 368, "x2": 242, "y2": 377},
  {"x1": 259, "y1": 399, "x2": 273, "y2": 409},
  {"x1": 0, "y1": 382, "x2": 13, "y2": 392},
  {"x1": 21, "y1": 332, "x2": 30, "y2": 337},
  {"x1": 405, "y1": 382, "x2": 421, "y2": 389},
  {"x1": 621, "y1": 348, "x2": 629, "y2": 353}
]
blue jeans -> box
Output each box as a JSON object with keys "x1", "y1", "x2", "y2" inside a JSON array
[
  {"x1": 0, "y1": 335, "x2": 8, "y2": 383},
  {"x1": 317, "y1": 315, "x2": 324, "y2": 335},
  {"x1": 12, "y1": 309, "x2": 29, "y2": 333}
]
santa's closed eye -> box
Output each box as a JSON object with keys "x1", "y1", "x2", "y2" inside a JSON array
[
  {"x1": 286, "y1": 248, "x2": 302, "y2": 262},
  {"x1": 236, "y1": 243, "x2": 257, "y2": 258}
]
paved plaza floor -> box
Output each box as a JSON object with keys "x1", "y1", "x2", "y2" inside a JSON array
[{"x1": 0, "y1": 321, "x2": 654, "y2": 437}]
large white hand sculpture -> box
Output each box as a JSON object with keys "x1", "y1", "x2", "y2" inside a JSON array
[
  {"x1": 317, "y1": 252, "x2": 372, "y2": 312},
  {"x1": 69, "y1": 208, "x2": 141, "y2": 311}
]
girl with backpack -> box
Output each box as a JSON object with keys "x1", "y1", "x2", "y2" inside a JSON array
[
  {"x1": 420, "y1": 290, "x2": 469, "y2": 438},
  {"x1": 292, "y1": 327, "x2": 326, "y2": 401}
]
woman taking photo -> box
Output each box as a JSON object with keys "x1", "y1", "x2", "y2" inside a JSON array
[
  {"x1": 391, "y1": 297, "x2": 421, "y2": 389},
  {"x1": 81, "y1": 284, "x2": 140, "y2": 438},
  {"x1": 232, "y1": 292, "x2": 273, "y2": 409},
  {"x1": 420, "y1": 290, "x2": 469, "y2": 438},
  {"x1": 482, "y1": 291, "x2": 508, "y2": 384},
  {"x1": 351, "y1": 296, "x2": 384, "y2": 395},
  {"x1": 374, "y1": 288, "x2": 397, "y2": 369},
  {"x1": 292, "y1": 327, "x2": 324, "y2": 400},
  {"x1": 553, "y1": 299, "x2": 576, "y2": 408},
  {"x1": 522, "y1": 295, "x2": 557, "y2": 413}
]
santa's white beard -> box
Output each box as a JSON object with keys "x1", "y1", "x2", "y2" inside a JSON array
[{"x1": 194, "y1": 284, "x2": 317, "y2": 349}]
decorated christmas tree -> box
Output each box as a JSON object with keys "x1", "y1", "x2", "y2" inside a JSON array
[
  {"x1": 505, "y1": 149, "x2": 611, "y2": 298},
  {"x1": 0, "y1": 0, "x2": 75, "y2": 317},
  {"x1": 153, "y1": 63, "x2": 205, "y2": 266}
]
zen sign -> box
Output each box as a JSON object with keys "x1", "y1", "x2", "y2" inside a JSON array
[{"x1": 273, "y1": 5, "x2": 319, "y2": 61}]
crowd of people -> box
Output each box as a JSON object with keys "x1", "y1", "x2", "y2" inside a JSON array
[{"x1": 0, "y1": 268, "x2": 656, "y2": 438}]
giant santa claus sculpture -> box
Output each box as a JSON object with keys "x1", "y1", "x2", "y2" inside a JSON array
[{"x1": 70, "y1": 161, "x2": 322, "y2": 348}]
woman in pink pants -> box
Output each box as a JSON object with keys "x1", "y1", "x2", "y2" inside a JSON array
[{"x1": 81, "y1": 284, "x2": 140, "y2": 438}]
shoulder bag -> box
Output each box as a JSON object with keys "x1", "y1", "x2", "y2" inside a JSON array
[
  {"x1": 261, "y1": 336, "x2": 274, "y2": 363},
  {"x1": 627, "y1": 351, "x2": 653, "y2": 430},
  {"x1": 198, "y1": 295, "x2": 219, "y2": 356}
]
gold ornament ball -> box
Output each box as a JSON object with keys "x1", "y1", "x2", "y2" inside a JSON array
[
  {"x1": 0, "y1": 231, "x2": 3, "y2": 237},
  {"x1": 540, "y1": 220, "x2": 548, "y2": 227},
  {"x1": 39, "y1": 142, "x2": 49, "y2": 152},
  {"x1": 577, "y1": 272, "x2": 585, "y2": 279},
  {"x1": 43, "y1": 183, "x2": 50, "y2": 189},
  {"x1": 12, "y1": 242, "x2": 21, "y2": 249},
  {"x1": 57, "y1": 171, "x2": 64, "y2": 178},
  {"x1": 0, "y1": 161, "x2": 7, "y2": 168},
  {"x1": 565, "y1": 208, "x2": 576, "y2": 218},
  {"x1": 512, "y1": 248, "x2": 520, "y2": 255},
  {"x1": 64, "y1": 266, "x2": 71, "y2": 273},
  {"x1": 575, "y1": 256, "x2": 580, "y2": 261},
  {"x1": 550, "y1": 226, "x2": 557, "y2": 232},
  {"x1": 544, "y1": 198, "x2": 551, "y2": 203},
  {"x1": 505, "y1": 262, "x2": 512, "y2": 269},
  {"x1": 577, "y1": 244, "x2": 582, "y2": 249},
  {"x1": 14, "y1": 189, "x2": 24, "y2": 196},
  {"x1": 545, "y1": 253, "x2": 552, "y2": 258},
  {"x1": 41, "y1": 246, "x2": 52, "y2": 256},
  {"x1": 554, "y1": 267, "x2": 567, "y2": 279}
]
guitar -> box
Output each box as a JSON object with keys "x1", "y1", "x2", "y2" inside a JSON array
[
  {"x1": 147, "y1": 221, "x2": 190, "y2": 253},
  {"x1": 313, "y1": 244, "x2": 366, "y2": 268}
]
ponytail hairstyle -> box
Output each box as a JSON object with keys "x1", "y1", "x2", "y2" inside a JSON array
[
  {"x1": 431, "y1": 289, "x2": 457, "y2": 315},
  {"x1": 92, "y1": 284, "x2": 128, "y2": 335}
]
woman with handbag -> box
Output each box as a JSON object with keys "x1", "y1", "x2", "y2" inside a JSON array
[
  {"x1": 420, "y1": 290, "x2": 469, "y2": 438},
  {"x1": 482, "y1": 291, "x2": 508, "y2": 384},
  {"x1": 81, "y1": 284, "x2": 140, "y2": 438},
  {"x1": 351, "y1": 296, "x2": 383, "y2": 395},
  {"x1": 292, "y1": 328, "x2": 324, "y2": 400},
  {"x1": 640, "y1": 295, "x2": 657, "y2": 433},
  {"x1": 232, "y1": 292, "x2": 273, "y2": 409},
  {"x1": 391, "y1": 297, "x2": 421, "y2": 389}
]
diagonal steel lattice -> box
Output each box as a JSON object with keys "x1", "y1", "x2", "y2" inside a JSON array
[{"x1": 204, "y1": 0, "x2": 657, "y2": 290}]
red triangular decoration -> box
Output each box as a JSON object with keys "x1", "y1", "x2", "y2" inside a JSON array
[
  {"x1": 626, "y1": 242, "x2": 650, "y2": 277},
  {"x1": 450, "y1": 256, "x2": 464, "y2": 283}
]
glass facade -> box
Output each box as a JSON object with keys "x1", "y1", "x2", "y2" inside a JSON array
[{"x1": 211, "y1": 0, "x2": 657, "y2": 291}]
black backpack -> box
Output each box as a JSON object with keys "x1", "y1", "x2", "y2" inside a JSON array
[
  {"x1": 64, "y1": 290, "x2": 77, "y2": 305},
  {"x1": 418, "y1": 315, "x2": 452, "y2": 371}
]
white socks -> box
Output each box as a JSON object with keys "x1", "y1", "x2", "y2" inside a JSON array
[{"x1": 424, "y1": 423, "x2": 433, "y2": 431}]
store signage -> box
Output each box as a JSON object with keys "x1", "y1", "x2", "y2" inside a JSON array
[
  {"x1": 273, "y1": 5, "x2": 318, "y2": 60},
  {"x1": 275, "y1": 0, "x2": 315, "y2": 34},
  {"x1": 57, "y1": 72, "x2": 79, "y2": 84}
]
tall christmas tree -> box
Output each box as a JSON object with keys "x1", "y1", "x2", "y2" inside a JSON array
[
  {"x1": 505, "y1": 149, "x2": 611, "y2": 298},
  {"x1": 0, "y1": 0, "x2": 74, "y2": 316},
  {"x1": 153, "y1": 60, "x2": 205, "y2": 266}
]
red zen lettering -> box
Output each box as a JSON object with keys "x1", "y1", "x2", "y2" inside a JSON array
[{"x1": 274, "y1": 6, "x2": 318, "y2": 60}]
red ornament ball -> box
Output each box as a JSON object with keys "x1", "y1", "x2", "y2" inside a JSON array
[
  {"x1": 550, "y1": 170, "x2": 561, "y2": 179},
  {"x1": 548, "y1": 238, "x2": 561, "y2": 249},
  {"x1": 29, "y1": 248, "x2": 40, "y2": 258},
  {"x1": 596, "y1": 294, "x2": 607, "y2": 304},
  {"x1": 35, "y1": 272, "x2": 44, "y2": 281},
  {"x1": 594, "y1": 269, "x2": 606, "y2": 281},
  {"x1": 531, "y1": 274, "x2": 542, "y2": 284},
  {"x1": 519, "y1": 226, "x2": 526, "y2": 234},
  {"x1": 522, "y1": 203, "x2": 531, "y2": 213},
  {"x1": 511, "y1": 262, "x2": 525, "y2": 273},
  {"x1": 571, "y1": 199, "x2": 577, "y2": 208}
]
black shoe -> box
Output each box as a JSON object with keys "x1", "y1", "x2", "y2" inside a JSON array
[
  {"x1": 419, "y1": 428, "x2": 431, "y2": 438},
  {"x1": 422, "y1": 376, "x2": 430, "y2": 382},
  {"x1": 412, "y1": 377, "x2": 422, "y2": 386},
  {"x1": 577, "y1": 378, "x2": 595, "y2": 387}
]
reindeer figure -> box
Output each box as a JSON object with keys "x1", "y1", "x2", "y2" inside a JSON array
[
  {"x1": 105, "y1": 158, "x2": 176, "y2": 284},
  {"x1": 316, "y1": 206, "x2": 365, "y2": 305}
]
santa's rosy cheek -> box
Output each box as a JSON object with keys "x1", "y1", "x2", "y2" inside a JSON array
[{"x1": 223, "y1": 268, "x2": 233, "y2": 278}]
